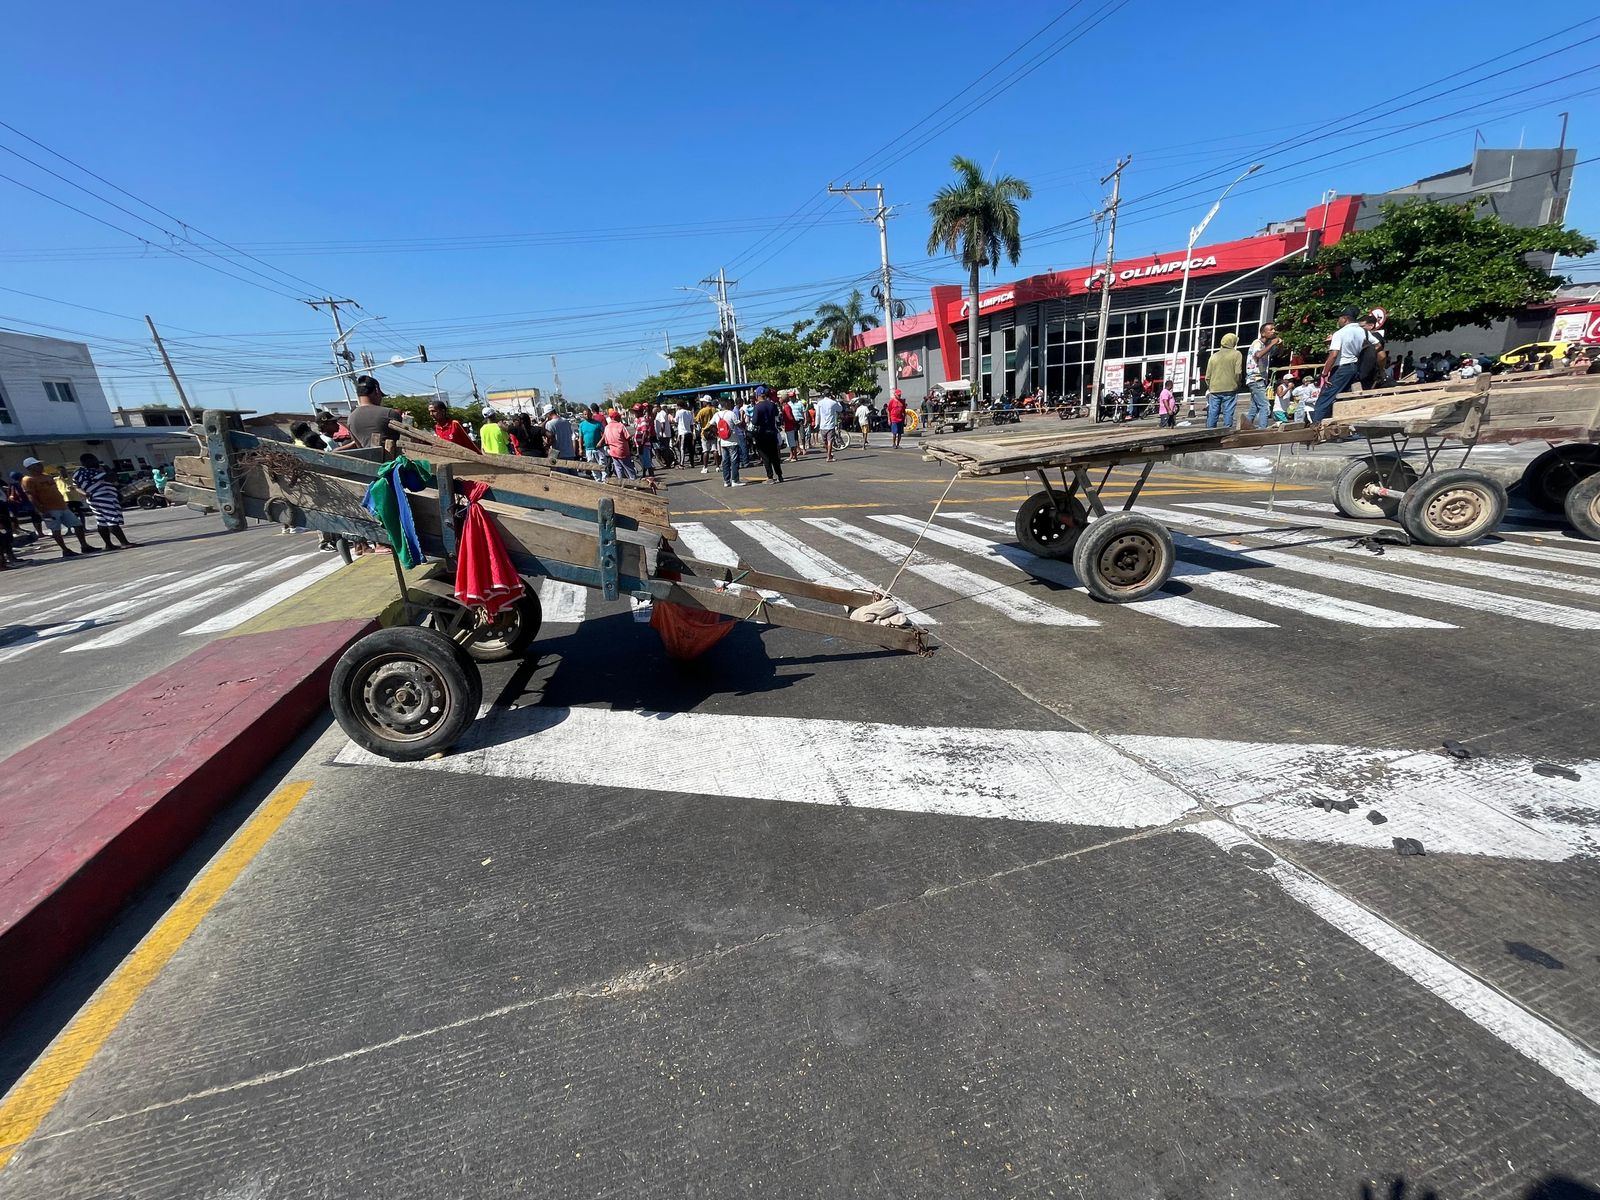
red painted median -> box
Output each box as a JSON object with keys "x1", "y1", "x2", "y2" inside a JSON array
[{"x1": 0, "y1": 617, "x2": 373, "y2": 1026}]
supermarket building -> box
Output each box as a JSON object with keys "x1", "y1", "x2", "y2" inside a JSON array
[{"x1": 858, "y1": 147, "x2": 1577, "y2": 402}]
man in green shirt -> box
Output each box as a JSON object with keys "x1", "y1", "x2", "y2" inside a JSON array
[{"x1": 478, "y1": 412, "x2": 510, "y2": 454}]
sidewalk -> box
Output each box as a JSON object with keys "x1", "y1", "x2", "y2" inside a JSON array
[{"x1": 0, "y1": 552, "x2": 418, "y2": 1026}]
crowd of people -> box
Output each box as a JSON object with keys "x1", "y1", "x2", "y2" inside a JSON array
[
  {"x1": 1, "y1": 453, "x2": 137, "y2": 568},
  {"x1": 402, "y1": 383, "x2": 912, "y2": 489}
]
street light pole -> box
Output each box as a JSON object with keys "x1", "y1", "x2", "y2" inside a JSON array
[
  {"x1": 1170, "y1": 163, "x2": 1262, "y2": 411},
  {"x1": 1088, "y1": 156, "x2": 1131, "y2": 419}
]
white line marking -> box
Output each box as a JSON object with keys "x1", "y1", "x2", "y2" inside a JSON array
[
  {"x1": 732, "y1": 520, "x2": 935, "y2": 624},
  {"x1": 1274, "y1": 498, "x2": 1591, "y2": 546},
  {"x1": 2, "y1": 582, "x2": 99, "y2": 611},
  {"x1": 0, "y1": 566, "x2": 240, "y2": 663},
  {"x1": 183, "y1": 558, "x2": 350, "y2": 635},
  {"x1": 1189, "y1": 819, "x2": 1600, "y2": 1107},
  {"x1": 65, "y1": 555, "x2": 320, "y2": 652},
  {"x1": 889, "y1": 512, "x2": 1273, "y2": 629},
  {"x1": 538, "y1": 579, "x2": 588, "y2": 624},
  {"x1": 1141, "y1": 506, "x2": 1600, "y2": 629},
  {"x1": 340, "y1": 705, "x2": 1600, "y2": 862},
  {"x1": 1183, "y1": 501, "x2": 1600, "y2": 597},
  {"x1": 802, "y1": 517, "x2": 1095, "y2": 626},
  {"x1": 673, "y1": 523, "x2": 789, "y2": 604},
  {"x1": 941, "y1": 511, "x2": 1443, "y2": 629},
  {"x1": 1245, "y1": 499, "x2": 1600, "y2": 570}
]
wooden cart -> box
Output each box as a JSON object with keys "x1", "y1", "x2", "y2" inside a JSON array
[
  {"x1": 1326, "y1": 370, "x2": 1600, "y2": 544},
  {"x1": 168, "y1": 414, "x2": 926, "y2": 760},
  {"x1": 922, "y1": 420, "x2": 1334, "y2": 602}
]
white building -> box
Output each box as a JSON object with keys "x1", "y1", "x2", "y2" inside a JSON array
[{"x1": 0, "y1": 332, "x2": 185, "y2": 478}]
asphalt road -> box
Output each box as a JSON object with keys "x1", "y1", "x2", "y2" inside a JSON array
[
  {"x1": 0, "y1": 505, "x2": 352, "y2": 751},
  {"x1": 4, "y1": 443, "x2": 1599, "y2": 1199}
]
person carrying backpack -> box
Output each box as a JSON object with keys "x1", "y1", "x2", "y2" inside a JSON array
[{"x1": 715, "y1": 398, "x2": 746, "y2": 487}]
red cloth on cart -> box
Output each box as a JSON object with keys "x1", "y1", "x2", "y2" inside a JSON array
[
  {"x1": 453, "y1": 479, "x2": 526, "y2": 617},
  {"x1": 650, "y1": 600, "x2": 735, "y2": 660}
]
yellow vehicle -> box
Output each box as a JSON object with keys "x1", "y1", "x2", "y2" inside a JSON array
[{"x1": 1497, "y1": 340, "x2": 1569, "y2": 368}]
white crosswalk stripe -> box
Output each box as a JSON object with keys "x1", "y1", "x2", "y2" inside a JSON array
[
  {"x1": 1140, "y1": 506, "x2": 1600, "y2": 629},
  {"x1": 1193, "y1": 498, "x2": 1600, "y2": 572},
  {"x1": 802, "y1": 516, "x2": 1096, "y2": 626},
  {"x1": 731, "y1": 519, "x2": 936, "y2": 624},
  {"x1": 3, "y1": 581, "x2": 99, "y2": 612},
  {"x1": 0, "y1": 564, "x2": 248, "y2": 664},
  {"x1": 888, "y1": 512, "x2": 1273, "y2": 628},
  {"x1": 184, "y1": 557, "x2": 350, "y2": 635},
  {"x1": 1272, "y1": 497, "x2": 1593, "y2": 547},
  {"x1": 1167, "y1": 502, "x2": 1600, "y2": 601},
  {"x1": 935, "y1": 511, "x2": 1444, "y2": 630},
  {"x1": 66, "y1": 553, "x2": 322, "y2": 652},
  {"x1": 538, "y1": 579, "x2": 588, "y2": 624},
  {"x1": 673, "y1": 523, "x2": 789, "y2": 604}
]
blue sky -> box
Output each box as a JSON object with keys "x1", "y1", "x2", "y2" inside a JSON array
[{"x1": 3, "y1": 0, "x2": 1597, "y2": 413}]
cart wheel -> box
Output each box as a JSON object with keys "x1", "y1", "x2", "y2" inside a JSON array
[
  {"x1": 137, "y1": 494, "x2": 159, "y2": 510},
  {"x1": 329, "y1": 626, "x2": 482, "y2": 761},
  {"x1": 1517, "y1": 444, "x2": 1600, "y2": 512},
  {"x1": 1396, "y1": 468, "x2": 1507, "y2": 546},
  {"x1": 337, "y1": 537, "x2": 356, "y2": 565},
  {"x1": 1071, "y1": 512, "x2": 1176, "y2": 603},
  {"x1": 1565, "y1": 471, "x2": 1600, "y2": 541},
  {"x1": 1014, "y1": 490, "x2": 1089, "y2": 559},
  {"x1": 460, "y1": 584, "x2": 544, "y2": 662},
  {"x1": 1332, "y1": 455, "x2": 1416, "y2": 519}
]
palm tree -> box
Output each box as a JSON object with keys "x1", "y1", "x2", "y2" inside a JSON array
[
  {"x1": 814, "y1": 289, "x2": 880, "y2": 350},
  {"x1": 926, "y1": 155, "x2": 1032, "y2": 405}
]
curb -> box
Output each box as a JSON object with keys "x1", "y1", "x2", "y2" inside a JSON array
[
  {"x1": 0, "y1": 618, "x2": 376, "y2": 1027},
  {"x1": 1174, "y1": 447, "x2": 1524, "y2": 484}
]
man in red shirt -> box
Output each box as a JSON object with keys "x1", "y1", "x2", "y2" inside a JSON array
[
  {"x1": 887, "y1": 389, "x2": 908, "y2": 448},
  {"x1": 429, "y1": 399, "x2": 480, "y2": 453}
]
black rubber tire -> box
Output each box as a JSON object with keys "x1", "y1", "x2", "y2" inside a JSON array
[
  {"x1": 1332, "y1": 455, "x2": 1417, "y2": 519},
  {"x1": 1071, "y1": 512, "x2": 1176, "y2": 603},
  {"x1": 1396, "y1": 468, "x2": 1508, "y2": 546},
  {"x1": 137, "y1": 494, "x2": 159, "y2": 510},
  {"x1": 1565, "y1": 471, "x2": 1600, "y2": 540},
  {"x1": 1014, "y1": 491, "x2": 1089, "y2": 559},
  {"x1": 329, "y1": 626, "x2": 482, "y2": 761},
  {"x1": 460, "y1": 584, "x2": 544, "y2": 662},
  {"x1": 1517, "y1": 444, "x2": 1600, "y2": 512},
  {"x1": 337, "y1": 537, "x2": 356, "y2": 565}
]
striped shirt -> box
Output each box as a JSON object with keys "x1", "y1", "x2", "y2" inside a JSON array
[{"x1": 72, "y1": 466, "x2": 124, "y2": 526}]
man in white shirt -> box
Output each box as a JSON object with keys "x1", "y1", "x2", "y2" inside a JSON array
[
  {"x1": 1291, "y1": 378, "x2": 1317, "y2": 425},
  {"x1": 1312, "y1": 307, "x2": 1370, "y2": 422},
  {"x1": 814, "y1": 394, "x2": 844, "y2": 461},
  {"x1": 674, "y1": 402, "x2": 697, "y2": 466},
  {"x1": 854, "y1": 398, "x2": 874, "y2": 447}
]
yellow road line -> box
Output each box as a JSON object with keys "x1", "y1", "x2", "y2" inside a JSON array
[
  {"x1": 670, "y1": 485, "x2": 1312, "y2": 517},
  {"x1": 0, "y1": 780, "x2": 315, "y2": 1172}
]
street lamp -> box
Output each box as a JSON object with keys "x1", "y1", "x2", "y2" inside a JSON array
[{"x1": 1169, "y1": 163, "x2": 1263, "y2": 402}]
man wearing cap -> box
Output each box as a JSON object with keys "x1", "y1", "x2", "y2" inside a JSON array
[
  {"x1": 478, "y1": 410, "x2": 510, "y2": 455},
  {"x1": 750, "y1": 386, "x2": 784, "y2": 484},
  {"x1": 1313, "y1": 307, "x2": 1370, "y2": 422},
  {"x1": 346, "y1": 376, "x2": 401, "y2": 455},
  {"x1": 19, "y1": 458, "x2": 96, "y2": 557}
]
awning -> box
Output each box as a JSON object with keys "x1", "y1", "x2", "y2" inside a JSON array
[{"x1": 654, "y1": 383, "x2": 772, "y2": 401}]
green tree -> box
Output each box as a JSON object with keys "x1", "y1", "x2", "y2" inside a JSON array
[
  {"x1": 1275, "y1": 198, "x2": 1596, "y2": 353},
  {"x1": 614, "y1": 336, "x2": 727, "y2": 410},
  {"x1": 926, "y1": 155, "x2": 1032, "y2": 403},
  {"x1": 744, "y1": 321, "x2": 828, "y2": 392},
  {"x1": 813, "y1": 290, "x2": 879, "y2": 350},
  {"x1": 385, "y1": 394, "x2": 479, "y2": 431}
]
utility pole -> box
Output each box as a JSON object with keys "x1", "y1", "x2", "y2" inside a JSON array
[
  {"x1": 466, "y1": 363, "x2": 482, "y2": 408},
  {"x1": 829, "y1": 182, "x2": 896, "y2": 400},
  {"x1": 303, "y1": 297, "x2": 359, "y2": 405},
  {"x1": 1088, "y1": 156, "x2": 1130, "y2": 418},
  {"x1": 550, "y1": 354, "x2": 564, "y2": 402},
  {"x1": 144, "y1": 315, "x2": 198, "y2": 425},
  {"x1": 700, "y1": 268, "x2": 746, "y2": 384}
]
